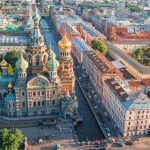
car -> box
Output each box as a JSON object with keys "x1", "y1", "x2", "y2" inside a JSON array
[
  {"x1": 125, "y1": 140, "x2": 133, "y2": 145},
  {"x1": 116, "y1": 142, "x2": 125, "y2": 147}
]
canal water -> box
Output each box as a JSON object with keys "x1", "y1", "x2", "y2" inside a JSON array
[{"x1": 40, "y1": 19, "x2": 104, "y2": 141}]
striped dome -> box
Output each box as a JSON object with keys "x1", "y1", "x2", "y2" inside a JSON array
[
  {"x1": 32, "y1": 11, "x2": 41, "y2": 22},
  {"x1": 15, "y1": 50, "x2": 28, "y2": 70}
]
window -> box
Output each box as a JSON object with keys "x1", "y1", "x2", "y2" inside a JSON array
[
  {"x1": 22, "y1": 102, "x2": 25, "y2": 107},
  {"x1": 13, "y1": 103, "x2": 15, "y2": 107},
  {"x1": 33, "y1": 92, "x2": 36, "y2": 96},
  {"x1": 130, "y1": 111, "x2": 132, "y2": 115},
  {"x1": 36, "y1": 55, "x2": 40, "y2": 66},
  {"x1": 42, "y1": 91, "x2": 44, "y2": 96},
  {"x1": 128, "y1": 122, "x2": 130, "y2": 125},
  {"x1": 127, "y1": 127, "x2": 130, "y2": 130},
  {"x1": 141, "y1": 121, "x2": 143, "y2": 124},
  {"x1": 42, "y1": 101, "x2": 45, "y2": 106},
  {"x1": 52, "y1": 100, "x2": 55, "y2": 105},
  {"x1": 37, "y1": 92, "x2": 40, "y2": 96},
  {"x1": 145, "y1": 120, "x2": 147, "y2": 124},
  {"x1": 146, "y1": 115, "x2": 148, "y2": 118},
  {"x1": 138, "y1": 111, "x2": 140, "y2": 114},
  {"x1": 142, "y1": 111, "x2": 144, "y2": 114},
  {"x1": 33, "y1": 102, "x2": 36, "y2": 106},
  {"x1": 22, "y1": 92, "x2": 25, "y2": 96},
  {"x1": 38, "y1": 102, "x2": 40, "y2": 106},
  {"x1": 147, "y1": 110, "x2": 149, "y2": 113},
  {"x1": 140, "y1": 126, "x2": 142, "y2": 129},
  {"x1": 144, "y1": 126, "x2": 146, "y2": 129},
  {"x1": 129, "y1": 117, "x2": 131, "y2": 120},
  {"x1": 142, "y1": 115, "x2": 144, "y2": 118},
  {"x1": 53, "y1": 90, "x2": 55, "y2": 95}
]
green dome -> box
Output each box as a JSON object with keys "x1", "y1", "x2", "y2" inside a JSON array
[
  {"x1": 15, "y1": 51, "x2": 28, "y2": 70},
  {"x1": 32, "y1": 11, "x2": 41, "y2": 22},
  {"x1": 47, "y1": 59, "x2": 59, "y2": 70},
  {"x1": 47, "y1": 51, "x2": 59, "y2": 70}
]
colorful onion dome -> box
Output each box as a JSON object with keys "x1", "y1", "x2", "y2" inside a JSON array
[
  {"x1": 58, "y1": 34, "x2": 71, "y2": 51},
  {"x1": 47, "y1": 52, "x2": 59, "y2": 70},
  {"x1": 32, "y1": 11, "x2": 41, "y2": 22},
  {"x1": 15, "y1": 49, "x2": 28, "y2": 70},
  {"x1": 8, "y1": 83, "x2": 13, "y2": 89},
  {"x1": 0, "y1": 57, "x2": 8, "y2": 67}
]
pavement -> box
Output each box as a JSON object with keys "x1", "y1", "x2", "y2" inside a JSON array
[{"x1": 22, "y1": 119, "x2": 78, "y2": 150}]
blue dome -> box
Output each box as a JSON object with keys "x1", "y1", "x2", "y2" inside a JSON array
[{"x1": 5, "y1": 93, "x2": 16, "y2": 101}]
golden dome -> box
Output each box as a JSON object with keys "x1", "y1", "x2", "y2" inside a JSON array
[
  {"x1": 0, "y1": 57, "x2": 8, "y2": 67},
  {"x1": 58, "y1": 34, "x2": 71, "y2": 51},
  {"x1": 8, "y1": 83, "x2": 13, "y2": 89}
]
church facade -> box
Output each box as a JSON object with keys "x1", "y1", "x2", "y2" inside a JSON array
[{"x1": 0, "y1": 11, "x2": 79, "y2": 120}]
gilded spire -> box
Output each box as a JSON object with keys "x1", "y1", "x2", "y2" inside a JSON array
[
  {"x1": 0, "y1": 56, "x2": 8, "y2": 68},
  {"x1": 8, "y1": 83, "x2": 13, "y2": 89}
]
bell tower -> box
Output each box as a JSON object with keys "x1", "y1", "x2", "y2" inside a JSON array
[
  {"x1": 58, "y1": 34, "x2": 75, "y2": 95},
  {"x1": 27, "y1": 8, "x2": 48, "y2": 74}
]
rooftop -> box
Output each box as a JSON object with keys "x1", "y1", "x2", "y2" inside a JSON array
[
  {"x1": 80, "y1": 23, "x2": 106, "y2": 38},
  {"x1": 71, "y1": 37, "x2": 93, "y2": 53},
  {"x1": 60, "y1": 23, "x2": 80, "y2": 35},
  {"x1": 85, "y1": 51, "x2": 121, "y2": 75},
  {"x1": 106, "y1": 78, "x2": 150, "y2": 110}
]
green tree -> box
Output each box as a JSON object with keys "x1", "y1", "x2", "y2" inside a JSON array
[
  {"x1": 134, "y1": 48, "x2": 143, "y2": 61},
  {"x1": 144, "y1": 58, "x2": 150, "y2": 66},
  {"x1": 0, "y1": 128, "x2": 24, "y2": 150},
  {"x1": 4, "y1": 50, "x2": 18, "y2": 69},
  {"x1": 7, "y1": 64, "x2": 14, "y2": 75},
  {"x1": 91, "y1": 39, "x2": 108, "y2": 55}
]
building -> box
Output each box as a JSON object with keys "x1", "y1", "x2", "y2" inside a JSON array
[
  {"x1": 71, "y1": 37, "x2": 93, "y2": 64},
  {"x1": 77, "y1": 23, "x2": 107, "y2": 45},
  {"x1": 82, "y1": 50, "x2": 122, "y2": 96},
  {"x1": 0, "y1": 11, "x2": 79, "y2": 120},
  {"x1": 103, "y1": 78, "x2": 150, "y2": 137}
]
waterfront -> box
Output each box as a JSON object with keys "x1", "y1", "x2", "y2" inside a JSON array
[{"x1": 40, "y1": 18, "x2": 104, "y2": 142}]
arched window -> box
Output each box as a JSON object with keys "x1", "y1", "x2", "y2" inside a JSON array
[
  {"x1": 43, "y1": 55, "x2": 47, "y2": 64},
  {"x1": 36, "y1": 55, "x2": 40, "y2": 66}
]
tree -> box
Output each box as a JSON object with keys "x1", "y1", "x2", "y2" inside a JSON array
[
  {"x1": 4, "y1": 50, "x2": 18, "y2": 69},
  {"x1": 7, "y1": 64, "x2": 14, "y2": 75},
  {"x1": 0, "y1": 128, "x2": 24, "y2": 150},
  {"x1": 91, "y1": 39, "x2": 108, "y2": 55},
  {"x1": 134, "y1": 48, "x2": 143, "y2": 61}
]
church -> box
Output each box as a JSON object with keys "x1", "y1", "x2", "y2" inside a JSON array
[{"x1": 0, "y1": 10, "x2": 79, "y2": 120}]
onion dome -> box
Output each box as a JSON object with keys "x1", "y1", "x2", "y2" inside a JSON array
[
  {"x1": 32, "y1": 11, "x2": 41, "y2": 22},
  {"x1": 58, "y1": 34, "x2": 71, "y2": 51},
  {"x1": 8, "y1": 83, "x2": 13, "y2": 89},
  {"x1": 15, "y1": 49, "x2": 28, "y2": 70},
  {"x1": 5, "y1": 93, "x2": 16, "y2": 101},
  {"x1": 47, "y1": 52, "x2": 59, "y2": 70},
  {"x1": 48, "y1": 46, "x2": 56, "y2": 59},
  {"x1": 0, "y1": 57, "x2": 8, "y2": 67}
]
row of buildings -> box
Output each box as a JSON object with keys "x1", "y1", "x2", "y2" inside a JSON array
[{"x1": 51, "y1": 6, "x2": 150, "y2": 137}]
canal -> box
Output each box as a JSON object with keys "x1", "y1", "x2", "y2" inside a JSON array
[{"x1": 40, "y1": 19, "x2": 104, "y2": 141}]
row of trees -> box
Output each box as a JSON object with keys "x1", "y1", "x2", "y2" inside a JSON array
[
  {"x1": 0, "y1": 128, "x2": 24, "y2": 150},
  {"x1": 125, "y1": 3, "x2": 143, "y2": 12},
  {"x1": 91, "y1": 39, "x2": 108, "y2": 55},
  {"x1": 134, "y1": 48, "x2": 150, "y2": 66}
]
